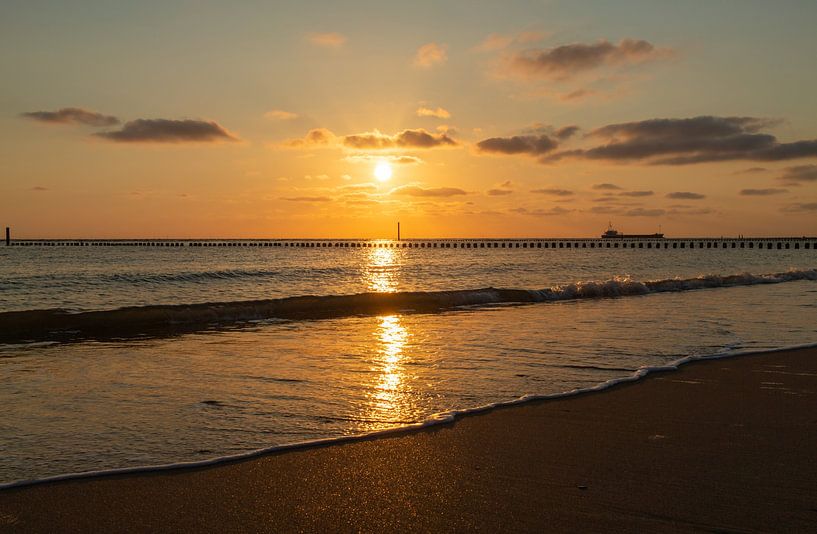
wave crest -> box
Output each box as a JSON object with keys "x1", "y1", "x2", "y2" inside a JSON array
[{"x1": 1, "y1": 269, "x2": 814, "y2": 344}]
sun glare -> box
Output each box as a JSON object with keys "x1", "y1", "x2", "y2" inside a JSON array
[{"x1": 374, "y1": 161, "x2": 393, "y2": 182}]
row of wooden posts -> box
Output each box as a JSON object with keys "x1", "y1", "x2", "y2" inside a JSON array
[{"x1": 5, "y1": 238, "x2": 817, "y2": 252}]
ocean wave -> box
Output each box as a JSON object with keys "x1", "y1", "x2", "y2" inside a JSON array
[
  {"x1": 9, "y1": 267, "x2": 348, "y2": 286},
  {"x1": 1, "y1": 269, "x2": 814, "y2": 344},
  {"x1": 107, "y1": 268, "x2": 286, "y2": 283}
]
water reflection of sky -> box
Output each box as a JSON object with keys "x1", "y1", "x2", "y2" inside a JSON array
[{"x1": 362, "y1": 246, "x2": 402, "y2": 293}]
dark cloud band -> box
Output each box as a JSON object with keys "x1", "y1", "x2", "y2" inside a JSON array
[
  {"x1": 479, "y1": 116, "x2": 817, "y2": 166},
  {"x1": 95, "y1": 119, "x2": 237, "y2": 143},
  {"x1": 22, "y1": 107, "x2": 119, "y2": 127},
  {"x1": 476, "y1": 134, "x2": 558, "y2": 155},
  {"x1": 507, "y1": 39, "x2": 665, "y2": 79},
  {"x1": 543, "y1": 116, "x2": 817, "y2": 165}
]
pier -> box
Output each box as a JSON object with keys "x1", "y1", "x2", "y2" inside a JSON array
[{"x1": 4, "y1": 237, "x2": 816, "y2": 250}]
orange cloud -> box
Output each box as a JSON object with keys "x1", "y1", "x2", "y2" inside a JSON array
[
  {"x1": 282, "y1": 128, "x2": 336, "y2": 148},
  {"x1": 307, "y1": 32, "x2": 347, "y2": 48},
  {"x1": 343, "y1": 129, "x2": 457, "y2": 149},
  {"x1": 265, "y1": 110, "x2": 298, "y2": 120},
  {"x1": 416, "y1": 106, "x2": 451, "y2": 119},
  {"x1": 391, "y1": 185, "x2": 466, "y2": 197},
  {"x1": 413, "y1": 43, "x2": 448, "y2": 68},
  {"x1": 281, "y1": 196, "x2": 333, "y2": 202},
  {"x1": 282, "y1": 128, "x2": 458, "y2": 151},
  {"x1": 345, "y1": 154, "x2": 424, "y2": 164}
]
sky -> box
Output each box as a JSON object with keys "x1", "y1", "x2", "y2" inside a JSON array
[{"x1": 2, "y1": 0, "x2": 817, "y2": 238}]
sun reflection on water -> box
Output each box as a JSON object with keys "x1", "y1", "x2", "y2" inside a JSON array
[
  {"x1": 363, "y1": 246, "x2": 402, "y2": 293},
  {"x1": 357, "y1": 314, "x2": 417, "y2": 431}
]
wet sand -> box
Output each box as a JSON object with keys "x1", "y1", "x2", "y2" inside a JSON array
[{"x1": 1, "y1": 347, "x2": 816, "y2": 533}]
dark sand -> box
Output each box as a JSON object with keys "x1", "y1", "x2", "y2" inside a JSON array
[{"x1": 2, "y1": 348, "x2": 816, "y2": 533}]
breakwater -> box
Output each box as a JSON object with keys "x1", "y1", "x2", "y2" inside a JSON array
[{"x1": 4, "y1": 238, "x2": 816, "y2": 250}]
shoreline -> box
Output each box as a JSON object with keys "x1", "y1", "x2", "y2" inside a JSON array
[
  {"x1": 2, "y1": 342, "x2": 814, "y2": 492},
  {"x1": 2, "y1": 345, "x2": 816, "y2": 531}
]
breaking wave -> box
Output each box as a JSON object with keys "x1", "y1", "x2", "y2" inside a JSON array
[{"x1": 1, "y1": 269, "x2": 814, "y2": 344}]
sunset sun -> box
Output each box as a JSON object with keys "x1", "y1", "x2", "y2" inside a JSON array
[{"x1": 374, "y1": 161, "x2": 392, "y2": 182}]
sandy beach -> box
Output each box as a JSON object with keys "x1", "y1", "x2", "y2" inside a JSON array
[{"x1": 1, "y1": 346, "x2": 816, "y2": 533}]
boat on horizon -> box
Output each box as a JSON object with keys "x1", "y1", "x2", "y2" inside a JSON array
[{"x1": 601, "y1": 223, "x2": 664, "y2": 239}]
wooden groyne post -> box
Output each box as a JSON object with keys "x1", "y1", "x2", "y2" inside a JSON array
[{"x1": 5, "y1": 227, "x2": 9, "y2": 246}]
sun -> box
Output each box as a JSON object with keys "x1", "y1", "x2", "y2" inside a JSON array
[{"x1": 374, "y1": 161, "x2": 393, "y2": 182}]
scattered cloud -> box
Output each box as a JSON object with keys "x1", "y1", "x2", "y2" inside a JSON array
[
  {"x1": 476, "y1": 134, "x2": 558, "y2": 156},
  {"x1": 416, "y1": 106, "x2": 451, "y2": 119},
  {"x1": 778, "y1": 164, "x2": 817, "y2": 184},
  {"x1": 31, "y1": 185, "x2": 49, "y2": 191},
  {"x1": 530, "y1": 188, "x2": 573, "y2": 196},
  {"x1": 734, "y1": 167, "x2": 768, "y2": 174},
  {"x1": 345, "y1": 154, "x2": 423, "y2": 164},
  {"x1": 283, "y1": 128, "x2": 336, "y2": 148},
  {"x1": 739, "y1": 188, "x2": 788, "y2": 196},
  {"x1": 487, "y1": 188, "x2": 513, "y2": 196},
  {"x1": 592, "y1": 183, "x2": 622, "y2": 190},
  {"x1": 265, "y1": 110, "x2": 299, "y2": 121},
  {"x1": 546, "y1": 116, "x2": 817, "y2": 165},
  {"x1": 413, "y1": 42, "x2": 448, "y2": 68},
  {"x1": 282, "y1": 128, "x2": 457, "y2": 150},
  {"x1": 505, "y1": 39, "x2": 669, "y2": 80},
  {"x1": 338, "y1": 183, "x2": 378, "y2": 194},
  {"x1": 666, "y1": 191, "x2": 705, "y2": 200},
  {"x1": 307, "y1": 32, "x2": 347, "y2": 48},
  {"x1": 21, "y1": 107, "x2": 119, "y2": 127},
  {"x1": 560, "y1": 89, "x2": 597, "y2": 102},
  {"x1": 510, "y1": 206, "x2": 572, "y2": 216},
  {"x1": 94, "y1": 119, "x2": 237, "y2": 143},
  {"x1": 474, "y1": 30, "x2": 547, "y2": 52},
  {"x1": 281, "y1": 196, "x2": 333, "y2": 202},
  {"x1": 619, "y1": 190, "x2": 654, "y2": 197},
  {"x1": 555, "y1": 125, "x2": 580, "y2": 140},
  {"x1": 781, "y1": 202, "x2": 817, "y2": 213},
  {"x1": 625, "y1": 208, "x2": 665, "y2": 217},
  {"x1": 343, "y1": 129, "x2": 457, "y2": 149},
  {"x1": 668, "y1": 207, "x2": 714, "y2": 216},
  {"x1": 391, "y1": 185, "x2": 466, "y2": 197},
  {"x1": 588, "y1": 205, "x2": 623, "y2": 214}
]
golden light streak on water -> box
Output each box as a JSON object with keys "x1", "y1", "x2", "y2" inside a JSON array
[
  {"x1": 358, "y1": 314, "x2": 415, "y2": 430},
  {"x1": 362, "y1": 246, "x2": 402, "y2": 293}
]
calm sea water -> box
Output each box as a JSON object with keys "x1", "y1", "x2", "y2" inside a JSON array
[{"x1": 1, "y1": 243, "x2": 816, "y2": 484}]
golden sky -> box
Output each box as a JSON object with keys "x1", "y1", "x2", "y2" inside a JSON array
[{"x1": 1, "y1": 1, "x2": 816, "y2": 238}]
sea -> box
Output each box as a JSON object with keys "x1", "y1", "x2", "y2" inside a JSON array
[{"x1": 1, "y1": 241, "x2": 816, "y2": 486}]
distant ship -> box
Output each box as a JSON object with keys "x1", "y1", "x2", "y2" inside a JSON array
[{"x1": 601, "y1": 223, "x2": 664, "y2": 239}]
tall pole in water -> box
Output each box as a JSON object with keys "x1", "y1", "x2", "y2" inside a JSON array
[
  {"x1": 5, "y1": 227, "x2": 9, "y2": 246},
  {"x1": 397, "y1": 222, "x2": 401, "y2": 241}
]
